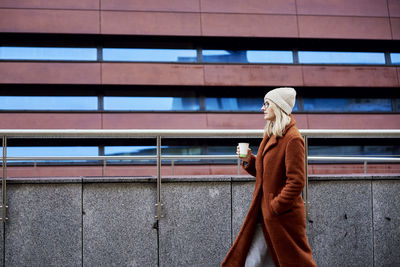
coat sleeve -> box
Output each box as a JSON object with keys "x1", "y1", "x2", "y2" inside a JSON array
[
  {"x1": 242, "y1": 153, "x2": 257, "y2": 177},
  {"x1": 271, "y1": 136, "x2": 305, "y2": 215}
]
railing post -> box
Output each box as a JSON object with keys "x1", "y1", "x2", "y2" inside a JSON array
[
  {"x1": 303, "y1": 136, "x2": 311, "y2": 222},
  {"x1": 34, "y1": 160, "x2": 37, "y2": 177},
  {"x1": 103, "y1": 159, "x2": 107, "y2": 177},
  {"x1": 364, "y1": 161, "x2": 367, "y2": 174},
  {"x1": 155, "y1": 136, "x2": 163, "y2": 220},
  {"x1": 2, "y1": 136, "x2": 8, "y2": 222}
]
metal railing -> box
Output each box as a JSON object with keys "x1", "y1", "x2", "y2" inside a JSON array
[{"x1": 1, "y1": 129, "x2": 400, "y2": 223}]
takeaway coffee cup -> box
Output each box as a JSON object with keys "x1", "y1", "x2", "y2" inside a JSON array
[{"x1": 238, "y1": 143, "x2": 249, "y2": 157}]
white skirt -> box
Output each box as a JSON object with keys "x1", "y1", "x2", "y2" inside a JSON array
[{"x1": 245, "y1": 223, "x2": 275, "y2": 267}]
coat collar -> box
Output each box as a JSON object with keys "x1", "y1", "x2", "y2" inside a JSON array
[{"x1": 261, "y1": 115, "x2": 296, "y2": 156}]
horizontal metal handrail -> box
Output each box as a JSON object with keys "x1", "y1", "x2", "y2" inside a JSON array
[
  {"x1": 2, "y1": 155, "x2": 400, "y2": 162},
  {"x1": 1, "y1": 129, "x2": 400, "y2": 138},
  {"x1": 4, "y1": 155, "x2": 238, "y2": 161},
  {"x1": 308, "y1": 156, "x2": 400, "y2": 163}
]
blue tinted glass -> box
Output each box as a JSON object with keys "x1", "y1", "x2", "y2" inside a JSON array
[
  {"x1": 206, "y1": 97, "x2": 298, "y2": 112},
  {"x1": 202, "y1": 50, "x2": 293, "y2": 63},
  {"x1": 2, "y1": 146, "x2": 98, "y2": 163},
  {"x1": 0, "y1": 96, "x2": 98, "y2": 110},
  {"x1": 303, "y1": 98, "x2": 392, "y2": 112},
  {"x1": 391, "y1": 53, "x2": 400, "y2": 65},
  {"x1": 206, "y1": 98, "x2": 261, "y2": 111},
  {"x1": 298, "y1": 51, "x2": 385, "y2": 64},
  {"x1": 103, "y1": 48, "x2": 197, "y2": 62},
  {"x1": 104, "y1": 97, "x2": 200, "y2": 111},
  {"x1": 398, "y1": 99, "x2": 400, "y2": 111},
  {"x1": 0, "y1": 47, "x2": 97, "y2": 61}
]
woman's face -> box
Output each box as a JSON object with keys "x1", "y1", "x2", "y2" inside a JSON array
[{"x1": 261, "y1": 99, "x2": 276, "y2": 121}]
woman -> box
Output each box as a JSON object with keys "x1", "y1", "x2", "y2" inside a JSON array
[{"x1": 222, "y1": 87, "x2": 316, "y2": 267}]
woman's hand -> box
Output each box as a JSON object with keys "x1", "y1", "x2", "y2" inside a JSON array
[{"x1": 236, "y1": 146, "x2": 252, "y2": 163}]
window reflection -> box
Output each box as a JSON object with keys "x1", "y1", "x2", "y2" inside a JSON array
[
  {"x1": 202, "y1": 50, "x2": 293, "y2": 63},
  {"x1": 3, "y1": 146, "x2": 99, "y2": 163},
  {"x1": 309, "y1": 145, "x2": 400, "y2": 157},
  {"x1": 298, "y1": 51, "x2": 386, "y2": 64},
  {"x1": 0, "y1": 96, "x2": 98, "y2": 110},
  {"x1": 103, "y1": 48, "x2": 197, "y2": 62},
  {"x1": 205, "y1": 97, "x2": 298, "y2": 112},
  {"x1": 105, "y1": 145, "x2": 203, "y2": 163},
  {"x1": 390, "y1": 53, "x2": 400, "y2": 65},
  {"x1": 104, "y1": 97, "x2": 200, "y2": 111},
  {"x1": 0, "y1": 47, "x2": 97, "y2": 61},
  {"x1": 303, "y1": 98, "x2": 392, "y2": 112}
]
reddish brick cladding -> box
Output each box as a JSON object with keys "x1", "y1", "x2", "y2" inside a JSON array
[
  {"x1": 0, "y1": 0, "x2": 99, "y2": 9},
  {"x1": 1, "y1": 113, "x2": 399, "y2": 130},
  {"x1": 0, "y1": 9, "x2": 100, "y2": 34},
  {"x1": 389, "y1": 0, "x2": 400, "y2": 17},
  {"x1": 0, "y1": 63, "x2": 101, "y2": 84},
  {"x1": 0, "y1": 0, "x2": 398, "y2": 39},
  {"x1": 1, "y1": 63, "x2": 398, "y2": 88}
]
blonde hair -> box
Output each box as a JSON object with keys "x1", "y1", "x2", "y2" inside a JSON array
[{"x1": 264, "y1": 100, "x2": 291, "y2": 138}]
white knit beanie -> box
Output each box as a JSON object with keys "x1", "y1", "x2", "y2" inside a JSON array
[{"x1": 265, "y1": 87, "x2": 296, "y2": 115}]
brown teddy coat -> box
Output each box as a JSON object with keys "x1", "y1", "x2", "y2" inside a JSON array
[{"x1": 222, "y1": 116, "x2": 316, "y2": 267}]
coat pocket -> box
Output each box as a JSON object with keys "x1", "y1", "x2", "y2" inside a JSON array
[
  {"x1": 268, "y1": 193, "x2": 277, "y2": 216},
  {"x1": 269, "y1": 193, "x2": 293, "y2": 217}
]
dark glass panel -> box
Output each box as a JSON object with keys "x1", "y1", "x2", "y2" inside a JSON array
[{"x1": 303, "y1": 98, "x2": 392, "y2": 112}]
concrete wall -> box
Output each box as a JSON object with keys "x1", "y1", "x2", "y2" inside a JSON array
[{"x1": 0, "y1": 175, "x2": 399, "y2": 266}]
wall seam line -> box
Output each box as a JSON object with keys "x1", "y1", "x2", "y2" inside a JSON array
[
  {"x1": 3, "y1": 220, "x2": 5, "y2": 267},
  {"x1": 386, "y1": 0, "x2": 394, "y2": 39},
  {"x1": 81, "y1": 179, "x2": 84, "y2": 267},
  {"x1": 371, "y1": 180, "x2": 375, "y2": 267},
  {"x1": 230, "y1": 178, "x2": 233, "y2": 246},
  {"x1": 199, "y1": 0, "x2": 203, "y2": 36}
]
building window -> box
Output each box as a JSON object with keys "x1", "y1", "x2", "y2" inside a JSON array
[
  {"x1": 202, "y1": 50, "x2": 293, "y2": 63},
  {"x1": 309, "y1": 145, "x2": 400, "y2": 158},
  {"x1": 303, "y1": 98, "x2": 392, "y2": 112},
  {"x1": 103, "y1": 96, "x2": 200, "y2": 111},
  {"x1": 390, "y1": 53, "x2": 400, "y2": 65},
  {"x1": 0, "y1": 96, "x2": 98, "y2": 110},
  {"x1": 4, "y1": 146, "x2": 99, "y2": 164},
  {"x1": 205, "y1": 97, "x2": 299, "y2": 112},
  {"x1": 102, "y1": 48, "x2": 197, "y2": 62},
  {"x1": 0, "y1": 47, "x2": 97, "y2": 61},
  {"x1": 298, "y1": 51, "x2": 386, "y2": 65}
]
